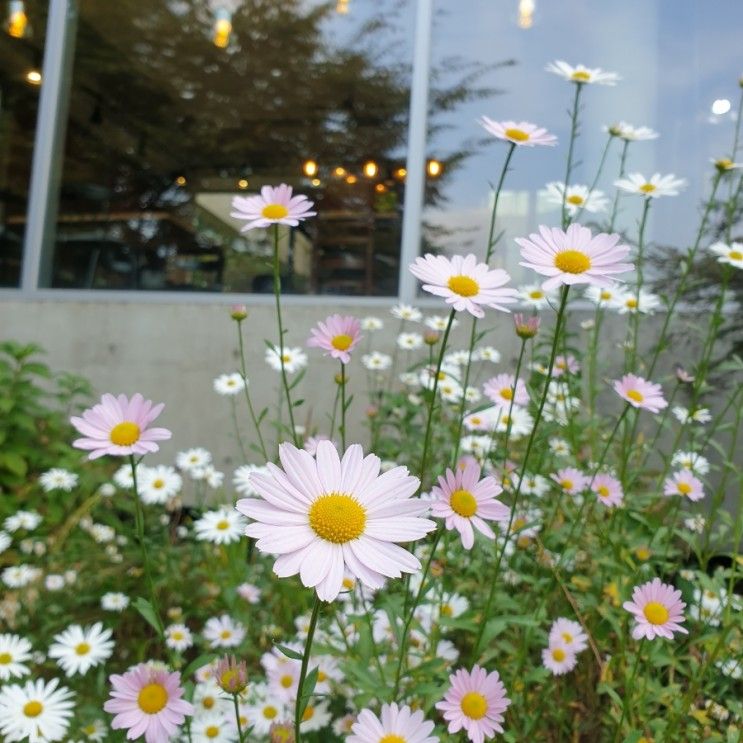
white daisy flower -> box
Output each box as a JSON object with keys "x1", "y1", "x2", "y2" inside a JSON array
[
  {"x1": 606, "y1": 122, "x2": 659, "y2": 141},
  {"x1": 546, "y1": 60, "x2": 620, "y2": 85},
  {"x1": 709, "y1": 241, "x2": 743, "y2": 269},
  {"x1": 193, "y1": 678, "x2": 230, "y2": 715},
  {"x1": 362, "y1": 351, "x2": 392, "y2": 370},
  {"x1": 0, "y1": 677, "x2": 74, "y2": 742},
  {"x1": 614, "y1": 173, "x2": 686, "y2": 198},
  {"x1": 444, "y1": 349, "x2": 473, "y2": 366},
  {"x1": 474, "y1": 346, "x2": 502, "y2": 363},
  {"x1": 165, "y1": 624, "x2": 194, "y2": 652},
  {"x1": 4, "y1": 510, "x2": 42, "y2": 533},
  {"x1": 0, "y1": 531, "x2": 11, "y2": 554},
  {"x1": 265, "y1": 345, "x2": 307, "y2": 374},
  {"x1": 611, "y1": 288, "x2": 661, "y2": 314},
  {"x1": 137, "y1": 464, "x2": 182, "y2": 505},
  {"x1": 237, "y1": 582, "x2": 261, "y2": 603},
  {"x1": 77, "y1": 718, "x2": 107, "y2": 741},
  {"x1": 300, "y1": 699, "x2": 332, "y2": 732},
  {"x1": 88, "y1": 523, "x2": 115, "y2": 543},
  {"x1": 2, "y1": 565, "x2": 42, "y2": 588},
  {"x1": 100, "y1": 592, "x2": 129, "y2": 612},
  {"x1": 191, "y1": 712, "x2": 236, "y2": 742},
  {"x1": 213, "y1": 372, "x2": 246, "y2": 396},
  {"x1": 424, "y1": 314, "x2": 460, "y2": 331},
  {"x1": 360, "y1": 316, "x2": 384, "y2": 330},
  {"x1": 584, "y1": 285, "x2": 623, "y2": 306},
  {"x1": 516, "y1": 473, "x2": 550, "y2": 497},
  {"x1": 391, "y1": 304, "x2": 422, "y2": 322},
  {"x1": 48, "y1": 623, "x2": 114, "y2": 677},
  {"x1": 194, "y1": 508, "x2": 246, "y2": 545},
  {"x1": 549, "y1": 437, "x2": 571, "y2": 457},
  {"x1": 176, "y1": 447, "x2": 212, "y2": 472},
  {"x1": 683, "y1": 515, "x2": 706, "y2": 533},
  {"x1": 671, "y1": 451, "x2": 710, "y2": 475},
  {"x1": 39, "y1": 469, "x2": 78, "y2": 492},
  {"x1": 245, "y1": 684, "x2": 287, "y2": 735},
  {"x1": 518, "y1": 284, "x2": 556, "y2": 309},
  {"x1": 543, "y1": 182, "x2": 609, "y2": 215},
  {"x1": 233, "y1": 464, "x2": 270, "y2": 496},
  {"x1": 203, "y1": 615, "x2": 246, "y2": 649},
  {"x1": 0, "y1": 634, "x2": 33, "y2": 681},
  {"x1": 493, "y1": 406, "x2": 534, "y2": 439},
  {"x1": 397, "y1": 332, "x2": 423, "y2": 350},
  {"x1": 45, "y1": 574, "x2": 65, "y2": 591}
]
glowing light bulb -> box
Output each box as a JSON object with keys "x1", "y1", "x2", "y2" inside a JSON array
[
  {"x1": 394, "y1": 167, "x2": 407, "y2": 180},
  {"x1": 333, "y1": 166, "x2": 347, "y2": 177},
  {"x1": 336, "y1": 0, "x2": 349, "y2": 14},
  {"x1": 237, "y1": 178, "x2": 249, "y2": 189},
  {"x1": 175, "y1": 175, "x2": 187, "y2": 186},
  {"x1": 426, "y1": 159, "x2": 442, "y2": 178},
  {"x1": 303, "y1": 159, "x2": 318, "y2": 177},
  {"x1": 311, "y1": 178, "x2": 321, "y2": 187},
  {"x1": 7, "y1": 1, "x2": 27, "y2": 38},
  {"x1": 345, "y1": 174, "x2": 357, "y2": 185},
  {"x1": 213, "y1": 9, "x2": 232, "y2": 48},
  {"x1": 375, "y1": 183, "x2": 387, "y2": 193},
  {"x1": 363, "y1": 160, "x2": 378, "y2": 178},
  {"x1": 711, "y1": 98, "x2": 731, "y2": 115},
  {"x1": 25, "y1": 69, "x2": 41, "y2": 85},
  {"x1": 518, "y1": 0, "x2": 535, "y2": 29}
]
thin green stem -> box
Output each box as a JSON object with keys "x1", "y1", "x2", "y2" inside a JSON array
[
  {"x1": 339, "y1": 361, "x2": 347, "y2": 450},
  {"x1": 272, "y1": 224, "x2": 301, "y2": 447},
  {"x1": 612, "y1": 639, "x2": 644, "y2": 741},
  {"x1": 608, "y1": 139, "x2": 630, "y2": 233},
  {"x1": 230, "y1": 398, "x2": 248, "y2": 462},
  {"x1": 562, "y1": 83, "x2": 583, "y2": 229},
  {"x1": 294, "y1": 596, "x2": 322, "y2": 743},
  {"x1": 485, "y1": 142, "x2": 517, "y2": 262},
  {"x1": 627, "y1": 197, "x2": 652, "y2": 371},
  {"x1": 232, "y1": 694, "x2": 245, "y2": 743},
  {"x1": 498, "y1": 338, "x2": 528, "y2": 470},
  {"x1": 575, "y1": 134, "x2": 614, "y2": 223},
  {"x1": 235, "y1": 320, "x2": 269, "y2": 460},
  {"x1": 451, "y1": 317, "x2": 478, "y2": 467}
]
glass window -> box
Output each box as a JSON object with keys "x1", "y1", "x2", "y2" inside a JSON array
[
  {"x1": 45, "y1": 0, "x2": 417, "y2": 295},
  {"x1": 0, "y1": 1, "x2": 46, "y2": 287},
  {"x1": 424, "y1": 0, "x2": 743, "y2": 286}
]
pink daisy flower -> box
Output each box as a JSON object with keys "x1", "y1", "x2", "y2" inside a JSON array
[
  {"x1": 479, "y1": 117, "x2": 557, "y2": 147},
  {"x1": 70, "y1": 393, "x2": 171, "y2": 460},
  {"x1": 483, "y1": 373, "x2": 529, "y2": 409},
  {"x1": 307, "y1": 314, "x2": 362, "y2": 364},
  {"x1": 436, "y1": 665, "x2": 511, "y2": 742},
  {"x1": 548, "y1": 617, "x2": 588, "y2": 653},
  {"x1": 663, "y1": 471, "x2": 705, "y2": 502},
  {"x1": 236, "y1": 441, "x2": 435, "y2": 602},
  {"x1": 513, "y1": 313, "x2": 540, "y2": 339},
  {"x1": 409, "y1": 254, "x2": 518, "y2": 318},
  {"x1": 230, "y1": 184, "x2": 316, "y2": 231},
  {"x1": 591, "y1": 472, "x2": 624, "y2": 507},
  {"x1": 430, "y1": 461, "x2": 510, "y2": 550},
  {"x1": 552, "y1": 354, "x2": 580, "y2": 377},
  {"x1": 348, "y1": 702, "x2": 439, "y2": 743},
  {"x1": 542, "y1": 642, "x2": 578, "y2": 675},
  {"x1": 516, "y1": 224, "x2": 633, "y2": 291},
  {"x1": 104, "y1": 664, "x2": 193, "y2": 743},
  {"x1": 613, "y1": 374, "x2": 668, "y2": 413},
  {"x1": 551, "y1": 467, "x2": 588, "y2": 495},
  {"x1": 623, "y1": 578, "x2": 688, "y2": 640}
]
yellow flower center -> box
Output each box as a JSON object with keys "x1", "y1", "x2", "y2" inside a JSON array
[
  {"x1": 317, "y1": 670, "x2": 327, "y2": 682},
  {"x1": 331, "y1": 334, "x2": 354, "y2": 351},
  {"x1": 152, "y1": 479, "x2": 165, "y2": 489},
  {"x1": 262, "y1": 204, "x2": 289, "y2": 220},
  {"x1": 460, "y1": 691, "x2": 488, "y2": 719},
  {"x1": 716, "y1": 158, "x2": 733, "y2": 170},
  {"x1": 636, "y1": 547, "x2": 651, "y2": 561},
  {"x1": 560, "y1": 479, "x2": 574, "y2": 491},
  {"x1": 342, "y1": 577, "x2": 355, "y2": 590},
  {"x1": 529, "y1": 290, "x2": 544, "y2": 299},
  {"x1": 380, "y1": 736, "x2": 406, "y2": 743},
  {"x1": 450, "y1": 489, "x2": 477, "y2": 517},
  {"x1": 625, "y1": 298, "x2": 638, "y2": 308},
  {"x1": 83, "y1": 724, "x2": 97, "y2": 734},
  {"x1": 555, "y1": 250, "x2": 591, "y2": 274},
  {"x1": 109, "y1": 421, "x2": 141, "y2": 446},
  {"x1": 203, "y1": 696, "x2": 215, "y2": 709},
  {"x1": 280, "y1": 674, "x2": 294, "y2": 688},
  {"x1": 504, "y1": 127, "x2": 530, "y2": 141},
  {"x1": 138, "y1": 683, "x2": 168, "y2": 714},
  {"x1": 566, "y1": 194, "x2": 584, "y2": 205},
  {"x1": 571, "y1": 70, "x2": 591, "y2": 82},
  {"x1": 441, "y1": 603, "x2": 453, "y2": 617},
  {"x1": 643, "y1": 602, "x2": 670, "y2": 625},
  {"x1": 216, "y1": 520, "x2": 230, "y2": 530},
  {"x1": 600, "y1": 290, "x2": 612, "y2": 300},
  {"x1": 561, "y1": 632, "x2": 574, "y2": 643},
  {"x1": 219, "y1": 630, "x2": 232, "y2": 640},
  {"x1": 302, "y1": 705, "x2": 315, "y2": 721},
  {"x1": 206, "y1": 726, "x2": 220, "y2": 738},
  {"x1": 513, "y1": 517, "x2": 526, "y2": 530},
  {"x1": 677, "y1": 482, "x2": 692, "y2": 495},
  {"x1": 626, "y1": 389, "x2": 644, "y2": 403},
  {"x1": 597, "y1": 485, "x2": 610, "y2": 498},
  {"x1": 75, "y1": 642, "x2": 91, "y2": 656},
  {"x1": 309, "y1": 493, "x2": 367, "y2": 543},
  {"x1": 639, "y1": 183, "x2": 656, "y2": 193},
  {"x1": 729, "y1": 250, "x2": 743, "y2": 260},
  {"x1": 552, "y1": 647, "x2": 567, "y2": 661},
  {"x1": 23, "y1": 700, "x2": 43, "y2": 717},
  {"x1": 0, "y1": 652, "x2": 12, "y2": 664},
  {"x1": 448, "y1": 275, "x2": 480, "y2": 297},
  {"x1": 470, "y1": 416, "x2": 482, "y2": 425},
  {"x1": 500, "y1": 387, "x2": 513, "y2": 400},
  {"x1": 171, "y1": 631, "x2": 184, "y2": 640},
  {"x1": 263, "y1": 705, "x2": 278, "y2": 719}
]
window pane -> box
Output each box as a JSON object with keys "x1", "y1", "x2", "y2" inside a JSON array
[
  {"x1": 425, "y1": 0, "x2": 743, "y2": 286},
  {"x1": 47, "y1": 0, "x2": 415, "y2": 295},
  {"x1": 0, "y1": 1, "x2": 46, "y2": 287}
]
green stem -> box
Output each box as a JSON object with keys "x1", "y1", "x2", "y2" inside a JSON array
[
  {"x1": 627, "y1": 197, "x2": 652, "y2": 371},
  {"x1": 339, "y1": 361, "x2": 347, "y2": 450},
  {"x1": 612, "y1": 638, "x2": 644, "y2": 741},
  {"x1": 230, "y1": 398, "x2": 248, "y2": 462},
  {"x1": 328, "y1": 381, "x2": 341, "y2": 441},
  {"x1": 451, "y1": 317, "x2": 478, "y2": 467},
  {"x1": 294, "y1": 596, "x2": 322, "y2": 743},
  {"x1": 272, "y1": 224, "x2": 301, "y2": 447},
  {"x1": 232, "y1": 694, "x2": 245, "y2": 743},
  {"x1": 608, "y1": 139, "x2": 630, "y2": 233},
  {"x1": 235, "y1": 320, "x2": 269, "y2": 460},
  {"x1": 575, "y1": 134, "x2": 614, "y2": 223},
  {"x1": 485, "y1": 142, "x2": 517, "y2": 262},
  {"x1": 471, "y1": 286, "x2": 570, "y2": 660},
  {"x1": 498, "y1": 338, "x2": 528, "y2": 470},
  {"x1": 561, "y1": 83, "x2": 583, "y2": 229}
]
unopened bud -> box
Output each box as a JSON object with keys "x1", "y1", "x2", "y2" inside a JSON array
[
  {"x1": 607, "y1": 123, "x2": 622, "y2": 137},
  {"x1": 269, "y1": 721, "x2": 295, "y2": 743},
  {"x1": 513, "y1": 312, "x2": 540, "y2": 339},
  {"x1": 423, "y1": 330, "x2": 440, "y2": 346},
  {"x1": 215, "y1": 655, "x2": 248, "y2": 694},
  {"x1": 230, "y1": 304, "x2": 248, "y2": 321},
  {"x1": 366, "y1": 405, "x2": 378, "y2": 419},
  {"x1": 335, "y1": 371, "x2": 347, "y2": 385}
]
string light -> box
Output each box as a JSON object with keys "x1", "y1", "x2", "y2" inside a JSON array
[
  {"x1": 25, "y1": 69, "x2": 41, "y2": 85},
  {"x1": 363, "y1": 160, "x2": 378, "y2": 178},
  {"x1": 426, "y1": 159, "x2": 442, "y2": 178},
  {"x1": 7, "y1": 1, "x2": 27, "y2": 38},
  {"x1": 333, "y1": 166, "x2": 347, "y2": 178},
  {"x1": 394, "y1": 167, "x2": 407, "y2": 180},
  {"x1": 311, "y1": 178, "x2": 321, "y2": 187},
  {"x1": 237, "y1": 178, "x2": 249, "y2": 189},
  {"x1": 175, "y1": 175, "x2": 187, "y2": 186},
  {"x1": 213, "y1": 8, "x2": 232, "y2": 48},
  {"x1": 518, "y1": 0, "x2": 535, "y2": 29},
  {"x1": 375, "y1": 183, "x2": 387, "y2": 193},
  {"x1": 345, "y1": 175, "x2": 357, "y2": 185},
  {"x1": 303, "y1": 159, "x2": 318, "y2": 177}
]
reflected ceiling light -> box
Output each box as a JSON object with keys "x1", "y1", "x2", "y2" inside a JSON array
[
  {"x1": 7, "y1": 1, "x2": 27, "y2": 38},
  {"x1": 345, "y1": 174, "x2": 357, "y2": 184},
  {"x1": 336, "y1": 0, "x2": 349, "y2": 14},
  {"x1": 311, "y1": 178, "x2": 321, "y2": 187},
  {"x1": 333, "y1": 166, "x2": 347, "y2": 177},
  {"x1": 518, "y1": 0, "x2": 535, "y2": 29},
  {"x1": 303, "y1": 159, "x2": 318, "y2": 177},
  {"x1": 237, "y1": 178, "x2": 249, "y2": 189},
  {"x1": 363, "y1": 160, "x2": 378, "y2": 178},
  {"x1": 213, "y1": 8, "x2": 232, "y2": 48},
  {"x1": 394, "y1": 167, "x2": 407, "y2": 180},
  {"x1": 25, "y1": 69, "x2": 41, "y2": 85},
  {"x1": 426, "y1": 159, "x2": 442, "y2": 178},
  {"x1": 175, "y1": 175, "x2": 187, "y2": 186},
  {"x1": 711, "y1": 98, "x2": 731, "y2": 115}
]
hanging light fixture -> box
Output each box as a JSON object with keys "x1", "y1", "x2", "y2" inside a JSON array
[
  {"x1": 518, "y1": 0, "x2": 535, "y2": 29},
  {"x1": 7, "y1": 1, "x2": 27, "y2": 38}
]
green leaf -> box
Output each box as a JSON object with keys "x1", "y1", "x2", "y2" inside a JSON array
[
  {"x1": 274, "y1": 644, "x2": 304, "y2": 661},
  {"x1": 182, "y1": 653, "x2": 217, "y2": 680},
  {"x1": 133, "y1": 597, "x2": 162, "y2": 636},
  {"x1": 0, "y1": 451, "x2": 27, "y2": 477},
  {"x1": 297, "y1": 666, "x2": 319, "y2": 720}
]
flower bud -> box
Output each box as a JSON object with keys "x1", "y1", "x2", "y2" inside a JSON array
[
  {"x1": 607, "y1": 123, "x2": 622, "y2": 137},
  {"x1": 230, "y1": 304, "x2": 248, "y2": 321},
  {"x1": 423, "y1": 330, "x2": 440, "y2": 346},
  {"x1": 513, "y1": 312, "x2": 540, "y2": 339},
  {"x1": 215, "y1": 655, "x2": 248, "y2": 694},
  {"x1": 335, "y1": 371, "x2": 347, "y2": 385},
  {"x1": 269, "y1": 721, "x2": 295, "y2": 743},
  {"x1": 366, "y1": 405, "x2": 378, "y2": 419}
]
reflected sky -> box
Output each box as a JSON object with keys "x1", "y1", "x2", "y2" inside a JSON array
[{"x1": 425, "y1": 0, "x2": 743, "y2": 282}]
